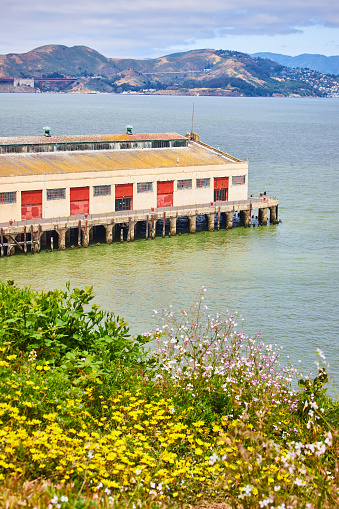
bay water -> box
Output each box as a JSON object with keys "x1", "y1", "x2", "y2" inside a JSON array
[{"x1": 0, "y1": 93, "x2": 338, "y2": 387}]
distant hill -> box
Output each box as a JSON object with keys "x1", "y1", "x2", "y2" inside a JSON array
[
  {"x1": 0, "y1": 45, "x2": 338, "y2": 97},
  {"x1": 251, "y1": 52, "x2": 339, "y2": 76},
  {"x1": 0, "y1": 45, "x2": 108, "y2": 78}
]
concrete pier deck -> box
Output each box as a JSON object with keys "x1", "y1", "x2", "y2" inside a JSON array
[{"x1": 0, "y1": 196, "x2": 278, "y2": 255}]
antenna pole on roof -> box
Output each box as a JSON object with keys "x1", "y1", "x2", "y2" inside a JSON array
[{"x1": 191, "y1": 102, "x2": 194, "y2": 139}]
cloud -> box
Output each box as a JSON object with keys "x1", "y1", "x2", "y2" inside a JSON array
[{"x1": 1, "y1": 0, "x2": 339, "y2": 57}]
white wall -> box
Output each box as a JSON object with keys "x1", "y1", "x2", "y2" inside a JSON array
[{"x1": 0, "y1": 160, "x2": 249, "y2": 223}]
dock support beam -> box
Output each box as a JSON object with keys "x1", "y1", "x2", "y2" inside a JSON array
[
  {"x1": 23, "y1": 226, "x2": 27, "y2": 254},
  {"x1": 207, "y1": 213, "x2": 215, "y2": 232},
  {"x1": 170, "y1": 217, "x2": 177, "y2": 236},
  {"x1": 270, "y1": 206, "x2": 277, "y2": 224},
  {"x1": 127, "y1": 220, "x2": 136, "y2": 242},
  {"x1": 259, "y1": 208, "x2": 267, "y2": 226},
  {"x1": 33, "y1": 230, "x2": 40, "y2": 252},
  {"x1": 105, "y1": 225, "x2": 113, "y2": 244},
  {"x1": 189, "y1": 215, "x2": 197, "y2": 234},
  {"x1": 240, "y1": 209, "x2": 251, "y2": 227},
  {"x1": 77, "y1": 221, "x2": 82, "y2": 248},
  {"x1": 145, "y1": 216, "x2": 149, "y2": 239},
  {"x1": 225, "y1": 211, "x2": 233, "y2": 229},
  {"x1": 82, "y1": 221, "x2": 89, "y2": 247},
  {"x1": 57, "y1": 229, "x2": 67, "y2": 250},
  {"x1": 162, "y1": 213, "x2": 166, "y2": 238},
  {"x1": 149, "y1": 217, "x2": 157, "y2": 239}
]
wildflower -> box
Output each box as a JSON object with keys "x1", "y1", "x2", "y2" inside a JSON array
[
  {"x1": 316, "y1": 348, "x2": 326, "y2": 359},
  {"x1": 294, "y1": 477, "x2": 306, "y2": 486},
  {"x1": 259, "y1": 498, "x2": 273, "y2": 507},
  {"x1": 241, "y1": 485, "x2": 253, "y2": 497},
  {"x1": 325, "y1": 431, "x2": 332, "y2": 446}
]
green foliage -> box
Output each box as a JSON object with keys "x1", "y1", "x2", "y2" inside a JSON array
[{"x1": 0, "y1": 280, "x2": 148, "y2": 369}]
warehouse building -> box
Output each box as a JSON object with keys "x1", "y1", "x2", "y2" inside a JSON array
[
  {"x1": 0, "y1": 129, "x2": 249, "y2": 223},
  {"x1": 0, "y1": 128, "x2": 278, "y2": 255}
]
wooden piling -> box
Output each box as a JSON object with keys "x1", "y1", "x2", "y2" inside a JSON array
[
  {"x1": 30, "y1": 225, "x2": 34, "y2": 252},
  {"x1": 37, "y1": 224, "x2": 41, "y2": 252},
  {"x1": 163, "y1": 212, "x2": 166, "y2": 238},
  {"x1": 78, "y1": 221, "x2": 81, "y2": 247},
  {"x1": 0, "y1": 228, "x2": 3, "y2": 257},
  {"x1": 151, "y1": 215, "x2": 155, "y2": 239},
  {"x1": 145, "y1": 215, "x2": 149, "y2": 239},
  {"x1": 24, "y1": 226, "x2": 27, "y2": 254}
]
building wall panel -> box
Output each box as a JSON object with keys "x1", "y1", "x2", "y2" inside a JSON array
[
  {"x1": 115, "y1": 184, "x2": 133, "y2": 199},
  {"x1": 21, "y1": 190, "x2": 42, "y2": 205},
  {"x1": 21, "y1": 190, "x2": 42, "y2": 220},
  {"x1": 70, "y1": 187, "x2": 89, "y2": 201},
  {"x1": 70, "y1": 187, "x2": 89, "y2": 216},
  {"x1": 21, "y1": 204, "x2": 42, "y2": 220},
  {"x1": 214, "y1": 177, "x2": 229, "y2": 190},
  {"x1": 157, "y1": 181, "x2": 173, "y2": 194},
  {"x1": 157, "y1": 181, "x2": 173, "y2": 207}
]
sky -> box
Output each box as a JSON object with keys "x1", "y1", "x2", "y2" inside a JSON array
[{"x1": 1, "y1": 0, "x2": 339, "y2": 58}]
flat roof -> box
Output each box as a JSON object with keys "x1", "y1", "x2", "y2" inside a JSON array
[
  {"x1": 0, "y1": 132, "x2": 185, "y2": 146},
  {"x1": 0, "y1": 141, "x2": 241, "y2": 178}
]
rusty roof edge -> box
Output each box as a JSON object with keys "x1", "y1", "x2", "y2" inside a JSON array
[
  {"x1": 0, "y1": 132, "x2": 186, "y2": 146},
  {"x1": 190, "y1": 140, "x2": 243, "y2": 163}
]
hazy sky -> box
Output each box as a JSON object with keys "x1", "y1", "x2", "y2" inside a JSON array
[{"x1": 1, "y1": 0, "x2": 339, "y2": 58}]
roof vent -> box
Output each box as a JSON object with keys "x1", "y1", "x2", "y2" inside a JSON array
[
  {"x1": 43, "y1": 126, "x2": 51, "y2": 137},
  {"x1": 126, "y1": 125, "x2": 133, "y2": 135}
]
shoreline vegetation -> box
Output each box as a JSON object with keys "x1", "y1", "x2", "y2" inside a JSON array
[{"x1": 0, "y1": 281, "x2": 337, "y2": 508}]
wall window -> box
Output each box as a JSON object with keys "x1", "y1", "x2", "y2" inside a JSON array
[
  {"x1": 152, "y1": 140, "x2": 170, "y2": 148},
  {"x1": 0, "y1": 192, "x2": 16, "y2": 204},
  {"x1": 196, "y1": 178, "x2": 210, "y2": 188},
  {"x1": 93, "y1": 185, "x2": 111, "y2": 197},
  {"x1": 137, "y1": 182, "x2": 153, "y2": 193},
  {"x1": 94, "y1": 143, "x2": 110, "y2": 151},
  {"x1": 0, "y1": 145, "x2": 22, "y2": 154},
  {"x1": 46, "y1": 188, "x2": 66, "y2": 201},
  {"x1": 232, "y1": 175, "x2": 246, "y2": 186},
  {"x1": 172, "y1": 139, "x2": 187, "y2": 147},
  {"x1": 177, "y1": 179, "x2": 192, "y2": 190}
]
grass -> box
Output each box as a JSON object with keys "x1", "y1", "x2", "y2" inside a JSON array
[{"x1": 0, "y1": 281, "x2": 337, "y2": 508}]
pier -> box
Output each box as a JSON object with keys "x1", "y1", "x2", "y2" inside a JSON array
[{"x1": 0, "y1": 196, "x2": 278, "y2": 256}]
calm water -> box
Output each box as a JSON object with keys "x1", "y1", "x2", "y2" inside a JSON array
[{"x1": 0, "y1": 93, "x2": 338, "y2": 385}]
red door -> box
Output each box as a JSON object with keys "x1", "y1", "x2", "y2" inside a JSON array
[
  {"x1": 21, "y1": 190, "x2": 42, "y2": 220},
  {"x1": 115, "y1": 184, "x2": 133, "y2": 210},
  {"x1": 157, "y1": 181, "x2": 173, "y2": 207},
  {"x1": 70, "y1": 187, "x2": 89, "y2": 215},
  {"x1": 214, "y1": 177, "x2": 229, "y2": 202}
]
